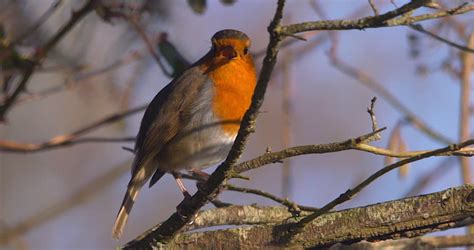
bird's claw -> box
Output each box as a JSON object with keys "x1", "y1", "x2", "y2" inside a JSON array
[{"x1": 176, "y1": 192, "x2": 193, "y2": 217}]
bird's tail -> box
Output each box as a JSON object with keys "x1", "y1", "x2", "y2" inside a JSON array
[{"x1": 112, "y1": 184, "x2": 140, "y2": 239}]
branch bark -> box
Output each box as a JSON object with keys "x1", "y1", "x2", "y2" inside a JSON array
[
  {"x1": 154, "y1": 184, "x2": 474, "y2": 249},
  {"x1": 332, "y1": 235, "x2": 474, "y2": 249}
]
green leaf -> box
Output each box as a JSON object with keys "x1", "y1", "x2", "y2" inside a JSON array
[{"x1": 158, "y1": 34, "x2": 190, "y2": 77}]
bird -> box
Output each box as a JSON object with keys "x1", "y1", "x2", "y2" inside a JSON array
[{"x1": 112, "y1": 29, "x2": 256, "y2": 239}]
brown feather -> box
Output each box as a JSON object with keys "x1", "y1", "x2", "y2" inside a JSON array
[{"x1": 112, "y1": 67, "x2": 208, "y2": 238}]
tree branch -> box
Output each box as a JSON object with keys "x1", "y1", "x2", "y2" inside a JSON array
[
  {"x1": 225, "y1": 184, "x2": 318, "y2": 213},
  {"x1": 409, "y1": 24, "x2": 474, "y2": 53},
  {"x1": 333, "y1": 235, "x2": 474, "y2": 249},
  {"x1": 280, "y1": 1, "x2": 474, "y2": 34},
  {"x1": 160, "y1": 184, "x2": 474, "y2": 249},
  {"x1": 141, "y1": 205, "x2": 307, "y2": 235},
  {"x1": 0, "y1": 0, "x2": 96, "y2": 121},
  {"x1": 12, "y1": 0, "x2": 63, "y2": 44},
  {"x1": 0, "y1": 105, "x2": 145, "y2": 153},
  {"x1": 353, "y1": 143, "x2": 474, "y2": 158},
  {"x1": 293, "y1": 139, "x2": 474, "y2": 233},
  {"x1": 328, "y1": 53, "x2": 453, "y2": 144},
  {"x1": 15, "y1": 49, "x2": 145, "y2": 106}
]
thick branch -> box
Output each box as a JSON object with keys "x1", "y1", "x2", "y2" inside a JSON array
[
  {"x1": 162, "y1": 185, "x2": 474, "y2": 249},
  {"x1": 128, "y1": 205, "x2": 306, "y2": 247},
  {"x1": 336, "y1": 235, "x2": 474, "y2": 249}
]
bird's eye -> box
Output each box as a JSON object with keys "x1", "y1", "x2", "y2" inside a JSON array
[{"x1": 243, "y1": 47, "x2": 249, "y2": 55}]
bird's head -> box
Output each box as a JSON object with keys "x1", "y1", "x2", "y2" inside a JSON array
[{"x1": 211, "y1": 29, "x2": 252, "y2": 61}]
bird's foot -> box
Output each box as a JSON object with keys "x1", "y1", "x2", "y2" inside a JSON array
[
  {"x1": 190, "y1": 169, "x2": 210, "y2": 182},
  {"x1": 176, "y1": 192, "x2": 193, "y2": 217}
]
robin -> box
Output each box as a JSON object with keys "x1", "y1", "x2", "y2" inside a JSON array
[{"x1": 112, "y1": 29, "x2": 256, "y2": 239}]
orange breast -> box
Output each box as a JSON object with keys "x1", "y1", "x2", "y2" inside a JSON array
[{"x1": 202, "y1": 57, "x2": 256, "y2": 135}]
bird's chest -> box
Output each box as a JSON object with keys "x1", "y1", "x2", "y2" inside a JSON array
[
  {"x1": 185, "y1": 82, "x2": 238, "y2": 149},
  {"x1": 157, "y1": 60, "x2": 255, "y2": 171},
  {"x1": 157, "y1": 80, "x2": 237, "y2": 171},
  {"x1": 208, "y1": 60, "x2": 255, "y2": 135}
]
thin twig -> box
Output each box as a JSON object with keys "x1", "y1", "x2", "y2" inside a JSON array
[
  {"x1": 387, "y1": 3, "x2": 474, "y2": 26},
  {"x1": 254, "y1": 31, "x2": 322, "y2": 59},
  {"x1": 12, "y1": 0, "x2": 63, "y2": 44},
  {"x1": 123, "y1": 15, "x2": 172, "y2": 77},
  {"x1": 232, "y1": 128, "x2": 386, "y2": 175},
  {"x1": 225, "y1": 184, "x2": 318, "y2": 213},
  {"x1": 353, "y1": 143, "x2": 474, "y2": 158},
  {"x1": 229, "y1": 128, "x2": 474, "y2": 177},
  {"x1": 0, "y1": 0, "x2": 96, "y2": 121},
  {"x1": 292, "y1": 139, "x2": 474, "y2": 234},
  {"x1": 366, "y1": 97, "x2": 381, "y2": 141},
  {"x1": 16, "y1": 49, "x2": 145, "y2": 106},
  {"x1": 329, "y1": 53, "x2": 452, "y2": 145},
  {"x1": 404, "y1": 158, "x2": 455, "y2": 197},
  {"x1": 368, "y1": 0, "x2": 379, "y2": 16},
  {"x1": 0, "y1": 220, "x2": 28, "y2": 250},
  {"x1": 410, "y1": 24, "x2": 474, "y2": 53},
  {"x1": 175, "y1": 173, "x2": 311, "y2": 212},
  {"x1": 280, "y1": 1, "x2": 474, "y2": 34},
  {"x1": 0, "y1": 105, "x2": 146, "y2": 153}
]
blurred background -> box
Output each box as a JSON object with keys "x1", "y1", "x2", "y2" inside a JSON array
[{"x1": 0, "y1": 0, "x2": 473, "y2": 249}]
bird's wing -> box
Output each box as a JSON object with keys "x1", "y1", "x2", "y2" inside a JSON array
[{"x1": 132, "y1": 66, "x2": 208, "y2": 176}]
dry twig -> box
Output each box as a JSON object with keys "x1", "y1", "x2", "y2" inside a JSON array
[
  {"x1": 0, "y1": 105, "x2": 145, "y2": 153},
  {"x1": 293, "y1": 139, "x2": 474, "y2": 235},
  {"x1": 0, "y1": 0, "x2": 96, "y2": 120}
]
